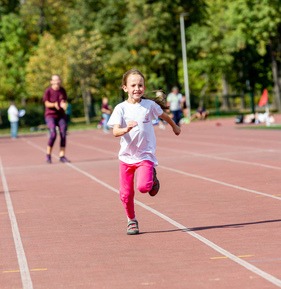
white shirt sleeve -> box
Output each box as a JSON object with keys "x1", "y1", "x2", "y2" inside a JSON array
[
  {"x1": 150, "y1": 101, "x2": 163, "y2": 119},
  {"x1": 107, "y1": 103, "x2": 124, "y2": 128}
]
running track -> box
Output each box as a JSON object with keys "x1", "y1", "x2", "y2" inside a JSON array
[{"x1": 1, "y1": 118, "x2": 281, "y2": 289}]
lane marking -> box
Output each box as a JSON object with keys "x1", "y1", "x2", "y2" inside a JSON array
[
  {"x1": 69, "y1": 140, "x2": 116, "y2": 156},
  {"x1": 23, "y1": 136, "x2": 281, "y2": 172},
  {"x1": 71, "y1": 136, "x2": 281, "y2": 171},
  {"x1": 66, "y1": 161, "x2": 281, "y2": 287},
  {"x1": 3, "y1": 268, "x2": 47, "y2": 274},
  {"x1": 0, "y1": 210, "x2": 26, "y2": 216},
  {"x1": 185, "y1": 151, "x2": 281, "y2": 170},
  {"x1": 30, "y1": 268, "x2": 47, "y2": 272},
  {"x1": 184, "y1": 133, "x2": 281, "y2": 146},
  {"x1": 0, "y1": 158, "x2": 33, "y2": 289},
  {"x1": 134, "y1": 200, "x2": 281, "y2": 287},
  {"x1": 210, "y1": 254, "x2": 254, "y2": 260},
  {"x1": 160, "y1": 165, "x2": 281, "y2": 201},
  {"x1": 157, "y1": 133, "x2": 281, "y2": 150},
  {"x1": 22, "y1": 138, "x2": 281, "y2": 287},
  {"x1": 256, "y1": 194, "x2": 281, "y2": 198},
  {"x1": 158, "y1": 146, "x2": 281, "y2": 171}
]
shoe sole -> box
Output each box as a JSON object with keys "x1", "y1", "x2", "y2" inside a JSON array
[
  {"x1": 127, "y1": 230, "x2": 139, "y2": 235},
  {"x1": 149, "y1": 180, "x2": 160, "y2": 196}
]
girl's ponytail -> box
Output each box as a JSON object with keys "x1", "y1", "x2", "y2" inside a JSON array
[{"x1": 141, "y1": 90, "x2": 168, "y2": 110}]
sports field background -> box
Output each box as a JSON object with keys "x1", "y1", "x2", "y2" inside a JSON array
[{"x1": 1, "y1": 116, "x2": 281, "y2": 289}]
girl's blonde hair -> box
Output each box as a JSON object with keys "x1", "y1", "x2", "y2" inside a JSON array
[
  {"x1": 122, "y1": 69, "x2": 145, "y2": 86},
  {"x1": 122, "y1": 69, "x2": 168, "y2": 109}
]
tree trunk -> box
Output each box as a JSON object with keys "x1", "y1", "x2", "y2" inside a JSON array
[
  {"x1": 221, "y1": 74, "x2": 230, "y2": 110},
  {"x1": 240, "y1": 91, "x2": 246, "y2": 110},
  {"x1": 271, "y1": 51, "x2": 281, "y2": 111},
  {"x1": 39, "y1": 0, "x2": 46, "y2": 35},
  {"x1": 81, "y1": 88, "x2": 92, "y2": 124}
]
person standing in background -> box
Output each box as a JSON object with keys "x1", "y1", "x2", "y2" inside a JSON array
[
  {"x1": 8, "y1": 100, "x2": 19, "y2": 139},
  {"x1": 43, "y1": 74, "x2": 69, "y2": 164},
  {"x1": 101, "y1": 97, "x2": 111, "y2": 133},
  {"x1": 167, "y1": 86, "x2": 183, "y2": 126}
]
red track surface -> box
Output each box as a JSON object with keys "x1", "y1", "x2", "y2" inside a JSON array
[{"x1": 1, "y1": 117, "x2": 281, "y2": 289}]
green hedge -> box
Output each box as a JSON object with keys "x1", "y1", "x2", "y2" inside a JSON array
[{"x1": 0, "y1": 104, "x2": 45, "y2": 129}]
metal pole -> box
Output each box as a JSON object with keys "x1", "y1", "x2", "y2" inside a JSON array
[{"x1": 180, "y1": 13, "x2": 191, "y2": 120}]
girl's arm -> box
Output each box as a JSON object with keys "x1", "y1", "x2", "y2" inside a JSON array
[
  {"x1": 159, "y1": 112, "x2": 181, "y2": 135},
  {"x1": 112, "y1": 121, "x2": 138, "y2": 137}
]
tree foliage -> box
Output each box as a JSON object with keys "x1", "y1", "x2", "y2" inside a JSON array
[
  {"x1": 187, "y1": 0, "x2": 281, "y2": 110},
  {"x1": 25, "y1": 32, "x2": 69, "y2": 100},
  {"x1": 0, "y1": 13, "x2": 27, "y2": 102},
  {"x1": 0, "y1": 0, "x2": 281, "y2": 122}
]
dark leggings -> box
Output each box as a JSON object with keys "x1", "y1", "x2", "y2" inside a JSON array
[
  {"x1": 45, "y1": 117, "x2": 67, "y2": 148},
  {"x1": 171, "y1": 110, "x2": 182, "y2": 126}
]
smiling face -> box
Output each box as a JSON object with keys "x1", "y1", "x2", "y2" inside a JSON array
[{"x1": 122, "y1": 73, "x2": 146, "y2": 104}]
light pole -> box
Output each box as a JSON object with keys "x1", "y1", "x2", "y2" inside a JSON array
[{"x1": 180, "y1": 13, "x2": 191, "y2": 119}]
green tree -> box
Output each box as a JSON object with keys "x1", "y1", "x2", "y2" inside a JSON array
[
  {"x1": 63, "y1": 29, "x2": 105, "y2": 124},
  {"x1": 116, "y1": 0, "x2": 206, "y2": 92},
  {"x1": 20, "y1": 0, "x2": 74, "y2": 42},
  {"x1": 69, "y1": 0, "x2": 206, "y2": 98},
  {"x1": 4, "y1": 0, "x2": 278, "y2": 118},
  {"x1": 236, "y1": 0, "x2": 281, "y2": 110},
  {"x1": 187, "y1": 0, "x2": 281, "y2": 111},
  {"x1": 187, "y1": 0, "x2": 247, "y2": 110},
  {"x1": 0, "y1": 0, "x2": 20, "y2": 15},
  {"x1": 0, "y1": 13, "x2": 27, "y2": 103},
  {"x1": 67, "y1": 0, "x2": 130, "y2": 103},
  {"x1": 25, "y1": 32, "x2": 70, "y2": 100}
]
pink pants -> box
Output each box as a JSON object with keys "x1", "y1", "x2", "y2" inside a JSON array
[{"x1": 119, "y1": 160, "x2": 154, "y2": 219}]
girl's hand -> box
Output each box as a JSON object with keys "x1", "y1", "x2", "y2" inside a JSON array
[
  {"x1": 127, "y1": 120, "x2": 138, "y2": 127},
  {"x1": 127, "y1": 120, "x2": 138, "y2": 131},
  {"x1": 113, "y1": 122, "x2": 137, "y2": 137},
  {"x1": 173, "y1": 125, "x2": 181, "y2": 135}
]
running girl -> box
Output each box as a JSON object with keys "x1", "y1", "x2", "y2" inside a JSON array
[{"x1": 107, "y1": 69, "x2": 181, "y2": 235}]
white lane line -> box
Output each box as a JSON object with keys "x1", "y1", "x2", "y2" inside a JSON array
[
  {"x1": 70, "y1": 138, "x2": 281, "y2": 171},
  {"x1": 22, "y1": 136, "x2": 281, "y2": 201},
  {"x1": 0, "y1": 158, "x2": 33, "y2": 289},
  {"x1": 134, "y1": 201, "x2": 281, "y2": 288},
  {"x1": 158, "y1": 146, "x2": 281, "y2": 171},
  {"x1": 66, "y1": 162, "x2": 119, "y2": 193},
  {"x1": 22, "y1": 139, "x2": 47, "y2": 153},
  {"x1": 160, "y1": 165, "x2": 281, "y2": 201},
  {"x1": 69, "y1": 140, "x2": 116, "y2": 156},
  {"x1": 185, "y1": 133, "x2": 281, "y2": 146},
  {"x1": 62, "y1": 161, "x2": 281, "y2": 287},
  {"x1": 188, "y1": 151, "x2": 281, "y2": 170},
  {"x1": 191, "y1": 152, "x2": 281, "y2": 170},
  {"x1": 157, "y1": 131, "x2": 281, "y2": 149},
  {"x1": 69, "y1": 137, "x2": 281, "y2": 172},
  {"x1": 22, "y1": 138, "x2": 281, "y2": 286}
]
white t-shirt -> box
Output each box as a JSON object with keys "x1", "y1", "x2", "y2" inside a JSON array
[
  {"x1": 8, "y1": 104, "x2": 19, "y2": 122},
  {"x1": 167, "y1": 93, "x2": 182, "y2": 111},
  {"x1": 107, "y1": 99, "x2": 163, "y2": 165}
]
